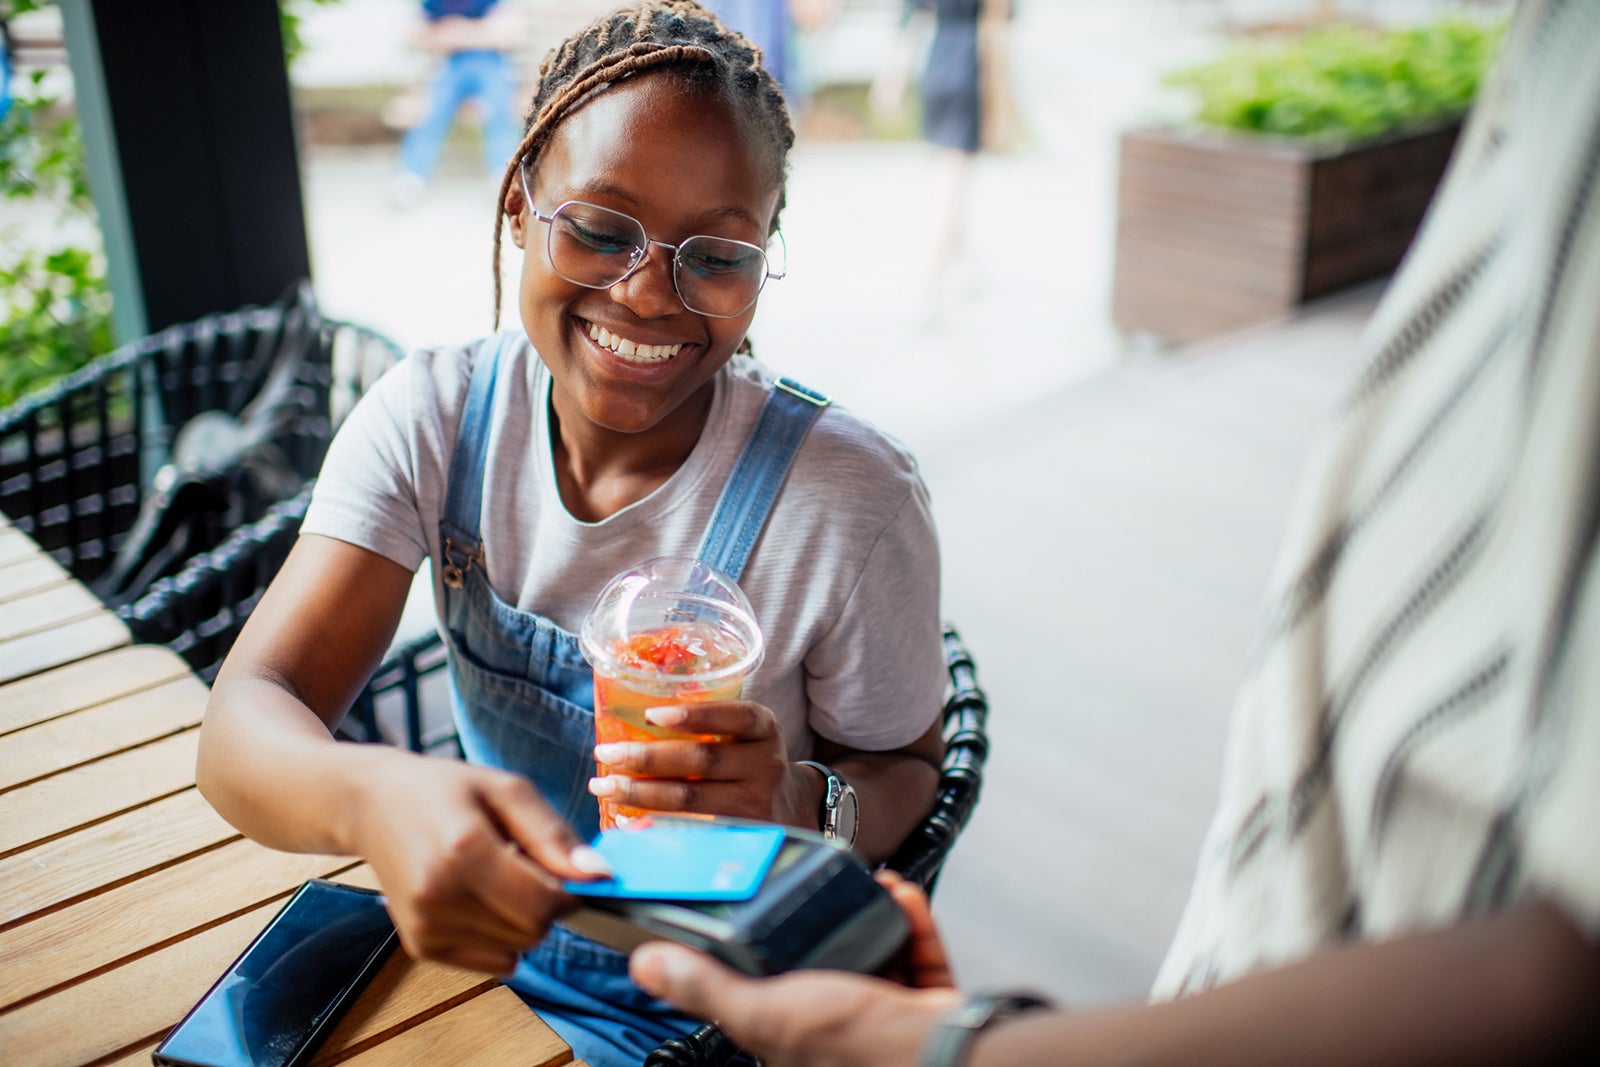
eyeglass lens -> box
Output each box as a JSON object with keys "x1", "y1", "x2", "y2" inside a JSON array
[{"x1": 545, "y1": 202, "x2": 772, "y2": 318}]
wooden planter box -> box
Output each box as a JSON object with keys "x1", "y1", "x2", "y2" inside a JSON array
[{"x1": 1111, "y1": 122, "x2": 1461, "y2": 346}]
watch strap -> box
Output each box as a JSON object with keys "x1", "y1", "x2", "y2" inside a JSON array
[
  {"x1": 920, "y1": 991, "x2": 1054, "y2": 1067},
  {"x1": 794, "y1": 759, "x2": 849, "y2": 843}
]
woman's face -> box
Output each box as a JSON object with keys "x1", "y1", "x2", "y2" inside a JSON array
[{"x1": 508, "y1": 73, "x2": 781, "y2": 441}]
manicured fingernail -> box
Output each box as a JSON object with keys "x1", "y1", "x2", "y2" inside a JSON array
[
  {"x1": 645, "y1": 705, "x2": 687, "y2": 726},
  {"x1": 594, "y1": 743, "x2": 626, "y2": 763},
  {"x1": 569, "y1": 844, "x2": 613, "y2": 877},
  {"x1": 588, "y1": 776, "x2": 617, "y2": 797}
]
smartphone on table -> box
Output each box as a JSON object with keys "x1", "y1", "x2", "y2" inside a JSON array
[{"x1": 152, "y1": 878, "x2": 398, "y2": 1067}]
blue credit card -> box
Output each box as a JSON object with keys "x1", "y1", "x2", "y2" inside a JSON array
[{"x1": 564, "y1": 821, "x2": 787, "y2": 902}]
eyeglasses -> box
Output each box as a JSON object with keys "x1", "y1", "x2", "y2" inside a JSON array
[{"x1": 519, "y1": 166, "x2": 785, "y2": 319}]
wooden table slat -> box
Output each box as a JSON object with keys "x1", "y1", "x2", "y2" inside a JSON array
[
  {"x1": 91, "y1": 1041, "x2": 159, "y2": 1067},
  {"x1": 0, "y1": 729, "x2": 200, "y2": 855},
  {"x1": 0, "y1": 644, "x2": 194, "y2": 737},
  {"x1": 0, "y1": 582, "x2": 110, "y2": 642},
  {"x1": 0, "y1": 878, "x2": 364, "y2": 1066},
  {"x1": 314, "y1": 956, "x2": 501, "y2": 1063},
  {"x1": 0, "y1": 526, "x2": 41, "y2": 565},
  {"x1": 46, "y1": 992, "x2": 589, "y2": 1067},
  {"x1": 0, "y1": 837, "x2": 358, "y2": 1009},
  {"x1": 337, "y1": 985, "x2": 573, "y2": 1067},
  {"x1": 0, "y1": 557, "x2": 71, "y2": 604},
  {"x1": 0, "y1": 611, "x2": 131, "y2": 685},
  {"x1": 0, "y1": 503, "x2": 579, "y2": 1063},
  {"x1": 0, "y1": 788, "x2": 238, "y2": 926},
  {"x1": 0, "y1": 674, "x2": 209, "y2": 791}
]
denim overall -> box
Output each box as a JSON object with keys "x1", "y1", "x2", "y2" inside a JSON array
[{"x1": 436, "y1": 333, "x2": 827, "y2": 1065}]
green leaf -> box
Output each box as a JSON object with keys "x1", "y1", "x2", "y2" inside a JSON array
[{"x1": 1162, "y1": 17, "x2": 1508, "y2": 143}]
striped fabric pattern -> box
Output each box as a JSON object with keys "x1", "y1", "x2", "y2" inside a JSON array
[{"x1": 1154, "y1": 0, "x2": 1600, "y2": 998}]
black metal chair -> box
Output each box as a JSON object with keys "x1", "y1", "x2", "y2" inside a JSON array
[
  {"x1": 347, "y1": 625, "x2": 458, "y2": 755},
  {"x1": 643, "y1": 625, "x2": 991, "y2": 1067},
  {"x1": 0, "y1": 281, "x2": 403, "y2": 678},
  {"x1": 117, "y1": 483, "x2": 315, "y2": 683}
]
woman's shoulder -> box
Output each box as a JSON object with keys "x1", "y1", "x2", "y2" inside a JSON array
[
  {"x1": 384, "y1": 332, "x2": 540, "y2": 420},
  {"x1": 723, "y1": 357, "x2": 925, "y2": 512},
  {"x1": 725, "y1": 356, "x2": 920, "y2": 479}
]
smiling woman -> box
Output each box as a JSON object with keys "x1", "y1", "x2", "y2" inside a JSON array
[
  {"x1": 508, "y1": 73, "x2": 778, "y2": 453},
  {"x1": 194, "y1": 5, "x2": 949, "y2": 1067}
]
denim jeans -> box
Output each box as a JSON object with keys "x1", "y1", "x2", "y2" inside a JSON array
[{"x1": 398, "y1": 49, "x2": 520, "y2": 181}]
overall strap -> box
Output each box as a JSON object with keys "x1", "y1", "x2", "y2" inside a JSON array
[
  {"x1": 440, "y1": 332, "x2": 514, "y2": 582},
  {"x1": 697, "y1": 378, "x2": 830, "y2": 582}
]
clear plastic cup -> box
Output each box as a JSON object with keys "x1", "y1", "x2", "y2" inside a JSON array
[{"x1": 580, "y1": 557, "x2": 764, "y2": 829}]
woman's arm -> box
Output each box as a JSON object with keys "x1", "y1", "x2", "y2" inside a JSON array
[
  {"x1": 974, "y1": 898, "x2": 1600, "y2": 1067},
  {"x1": 633, "y1": 895, "x2": 1600, "y2": 1067},
  {"x1": 198, "y1": 534, "x2": 606, "y2": 974},
  {"x1": 198, "y1": 534, "x2": 414, "y2": 853},
  {"x1": 814, "y1": 723, "x2": 944, "y2": 863}
]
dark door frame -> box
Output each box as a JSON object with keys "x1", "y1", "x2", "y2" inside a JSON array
[{"x1": 60, "y1": 0, "x2": 312, "y2": 338}]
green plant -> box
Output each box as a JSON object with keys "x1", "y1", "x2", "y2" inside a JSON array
[
  {"x1": 1164, "y1": 17, "x2": 1506, "y2": 143},
  {"x1": 280, "y1": 0, "x2": 343, "y2": 66},
  {"x1": 0, "y1": 58, "x2": 114, "y2": 409},
  {"x1": 1, "y1": 0, "x2": 332, "y2": 409}
]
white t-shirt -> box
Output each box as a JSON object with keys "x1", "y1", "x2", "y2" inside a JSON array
[{"x1": 303, "y1": 335, "x2": 944, "y2": 760}]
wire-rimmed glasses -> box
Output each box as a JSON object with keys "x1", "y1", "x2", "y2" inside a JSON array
[{"x1": 518, "y1": 167, "x2": 785, "y2": 319}]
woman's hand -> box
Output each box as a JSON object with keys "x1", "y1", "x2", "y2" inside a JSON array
[
  {"x1": 349, "y1": 751, "x2": 611, "y2": 975},
  {"x1": 631, "y1": 945, "x2": 960, "y2": 1067},
  {"x1": 630, "y1": 857, "x2": 962, "y2": 1065},
  {"x1": 587, "y1": 701, "x2": 818, "y2": 827}
]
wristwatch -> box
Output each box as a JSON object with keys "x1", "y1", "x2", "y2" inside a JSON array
[
  {"x1": 919, "y1": 991, "x2": 1054, "y2": 1067},
  {"x1": 795, "y1": 759, "x2": 858, "y2": 847}
]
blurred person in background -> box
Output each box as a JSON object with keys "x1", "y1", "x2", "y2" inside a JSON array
[
  {"x1": 0, "y1": 12, "x2": 13, "y2": 124},
  {"x1": 704, "y1": 0, "x2": 834, "y2": 111},
  {"x1": 391, "y1": 0, "x2": 525, "y2": 207},
  {"x1": 874, "y1": 0, "x2": 1015, "y2": 321},
  {"x1": 632, "y1": 1, "x2": 1600, "y2": 1063}
]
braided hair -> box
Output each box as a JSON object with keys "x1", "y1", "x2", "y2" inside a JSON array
[{"x1": 492, "y1": 0, "x2": 795, "y2": 327}]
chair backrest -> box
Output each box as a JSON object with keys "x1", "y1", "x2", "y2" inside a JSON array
[
  {"x1": 119, "y1": 484, "x2": 313, "y2": 682},
  {"x1": 888, "y1": 626, "x2": 988, "y2": 891},
  {"x1": 0, "y1": 281, "x2": 400, "y2": 603},
  {"x1": 347, "y1": 627, "x2": 457, "y2": 754},
  {"x1": 1, "y1": 281, "x2": 316, "y2": 583},
  {"x1": 106, "y1": 314, "x2": 402, "y2": 678},
  {"x1": 355, "y1": 626, "x2": 990, "y2": 881}
]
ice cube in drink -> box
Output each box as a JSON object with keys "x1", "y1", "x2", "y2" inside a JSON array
[{"x1": 592, "y1": 621, "x2": 751, "y2": 828}]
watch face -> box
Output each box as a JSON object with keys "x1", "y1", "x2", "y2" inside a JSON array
[{"x1": 836, "y1": 784, "x2": 860, "y2": 846}]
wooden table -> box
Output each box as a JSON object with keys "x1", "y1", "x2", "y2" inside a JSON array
[{"x1": 0, "y1": 514, "x2": 582, "y2": 1066}]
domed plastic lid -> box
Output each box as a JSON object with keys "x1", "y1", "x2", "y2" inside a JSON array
[{"x1": 580, "y1": 557, "x2": 764, "y2": 688}]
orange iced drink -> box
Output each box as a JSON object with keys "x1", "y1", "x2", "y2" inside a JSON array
[
  {"x1": 581, "y1": 557, "x2": 765, "y2": 831},
  {"x1": 591, "y1": 622, "x2": 751, "y2": 828}
]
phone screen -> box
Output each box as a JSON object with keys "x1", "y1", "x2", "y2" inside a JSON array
[{"x1": 154, "y1": 880, "x2": 398, "y2": 1067}]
